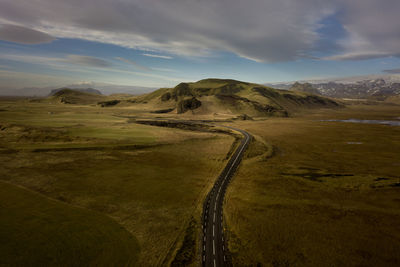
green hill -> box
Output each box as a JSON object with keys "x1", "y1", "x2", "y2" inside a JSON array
[
  {"x1": 0, "y1": 181, "x2": 140, "y2": 266},
  {"x1": 50, "y1": 89, "x2": 106, "y2": 105},
  {"x1": 132, "y1": 79, "x2": 339, "y2": 116}
]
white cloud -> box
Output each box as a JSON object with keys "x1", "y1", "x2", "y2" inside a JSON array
[
  {"x1": 65, "y1": 55, "x2": 111, "y2": 67},
  {"x1": 142, "y1": 53, "x2": 173, "y2": 59},
  {"x1": 115, "y1": 57, "x2": 151, "y2": 71},
  {"x1": 325, "y1": 0, "x2": 400, "y2": 61},
  {"x1": 0, "y1": 0, "x2": 336, "y2": 62},
  {"x1": 0, "y1": 53, "x2": 184, "y2": 83},
  {"x1": 323, "y1": 52, "x2": 394, "y2": 61},
  {"x1": 0, "y1": 0, "x2": 398, "y2": 62}
]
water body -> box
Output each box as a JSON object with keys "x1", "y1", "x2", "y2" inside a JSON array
[{"x1": 322, "y1": 119, "x2": 400, "y2": 126}]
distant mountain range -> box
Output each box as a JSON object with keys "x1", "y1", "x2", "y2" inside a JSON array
[
  {"x1": 266, "y1": 74, "x2": 400, "y2": 99},
  {"x1": 0, "y1": 82, "x2": 156, "y2": 96}
]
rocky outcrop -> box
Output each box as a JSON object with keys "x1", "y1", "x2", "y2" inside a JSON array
[{"x1": 177, "y1": 97, "x2": 202, "y2": 113}]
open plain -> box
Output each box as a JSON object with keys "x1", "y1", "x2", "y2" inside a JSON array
[{"x1": 0, "y1": 90, "x2": 399, "y2": 266}]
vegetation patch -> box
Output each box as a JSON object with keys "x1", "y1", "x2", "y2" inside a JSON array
[
  {"x1": 98, "y1": 99, "x2": 120, "y2": 107},
  {"x1": 281, "y1": 171, "x2": 354, "y2": 182},
  {"x1": 170, "y1": 217, "x2": 197, "y2": 266}
]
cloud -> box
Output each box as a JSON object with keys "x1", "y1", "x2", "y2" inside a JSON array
[
  {"x1": 115, "y1": 57, "x2": 151, "y2": 71},
  {"x1": 323, "y1": 52, "x2": 394, "y2": 61},
  {"x1": 324, "y1": 0, "x2": 400, "y2": 61},
  {"x1": 0, "y1": 0, "x2": 399, "y2": 62},
  {"x1": 0, "y1": 0, "x2": 336, "y2": 62},
  {"x1": 0, "y1": 24, "x2": 55, "y2": 44},
  {"x1": 65, "y1": 55, "x2": 111, "y2": 67},
  {"x1": 0, "y1": 53, "x2": 184, "y2": 84},
  {"x1": 142, "y1": 53, "x2": 173, "y2": 59},
  {"x1": 383, "y1": 68, "x2": 400, "y2": 74}
]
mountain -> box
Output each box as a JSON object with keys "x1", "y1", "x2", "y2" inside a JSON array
[
  {"x1": 266, "y1": 74, "x2": 400, "y2": 100},
  {"x1": 300, "y1": 79, "x2": 400, "y2": 99},
  {"x1": 273, "y1": 79, "x2": 400, "y2": 100},
  {"x1": 0, "y1": 82, "x2": 156, "y2": 96},
  {"x1": 49, "y1": 88, "x2": 102, "y2": 96},
  {"x1": 290, "y1": 82, "x2": 321, "y2": 95},
  {"x1": 47, "y1": 89, "x2": 106, "y2": 104},
  {"x1": 131, "y1": 78, "x2": 340, "y2": 117},
  {"x1": 61, "y1": 82, "x2": 156, "y2": 95}
]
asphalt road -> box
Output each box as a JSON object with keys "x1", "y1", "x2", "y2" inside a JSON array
[{"x1": 202, "y1": 126, "x2": 251, "y2": 267}]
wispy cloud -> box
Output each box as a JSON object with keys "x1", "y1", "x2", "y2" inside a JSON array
[
  {"x1": 142, "y1": 53, "x2": 173, "y2": 59},
  {"x1": 0, "y1": 53, "x2": 112, "y2": 69},
  {"x1": 152, "y1": 67, "x2": 177, "y2": 73},
  {"x1": 115, "y1": 57, "x2": 151, "y2": 71},
  {"x1": 65, "y1": 55, "x2": 111, "y2": 67},
  {"x1": 323, "y1": 52, "x2": 394, "y2": 61},
  {"x1": 1, "y1": 0, "x2": 400, "y2": 62},
  {"x1": 0, "y1": 24, "x2": 55, "y2": 44},
  {"x1": 383, "y1": 68, "x2": 400, "y2": 74},
  {"x1": 0, "y1": 53, "x2": 184, "y2": 84}
]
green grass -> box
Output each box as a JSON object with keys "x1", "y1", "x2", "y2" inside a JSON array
[
  {"x1": 0, "y1": 98, "x2": 235, "y2": 266},
  {"x1": 0, "y1": 180, "x2": 140, "y2": 267},
  {"x1": 224, "y1": 105, "x2": 400, "y2": 266}
]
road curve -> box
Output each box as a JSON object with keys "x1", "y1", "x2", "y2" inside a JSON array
[{"x1": 202, "y1": 126, "x2": 251, "y2": 267}]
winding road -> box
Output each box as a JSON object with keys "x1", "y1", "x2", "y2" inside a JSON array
[
  {"x1": 133, "y1": 119, "x2": 251, "y2": 266},
  {"x1": 202, "y1": 126, "x2": 251, "y2": 267}
]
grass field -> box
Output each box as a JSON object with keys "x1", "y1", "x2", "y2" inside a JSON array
[
  {"x1": 2, "y1": 96, "x2": 400, "y2": 266},
  {"x1": 0, "y1": 99, "x2": 234, "y2": 266},
  {"x1": 224, "y1": 104, "x2": 400, "y2": 266},
  {"x1": 0, "y1": 180, "x2": 140, "y2": 266}
]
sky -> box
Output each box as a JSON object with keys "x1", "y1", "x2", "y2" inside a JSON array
[{"x1": 0, "y1": 0, "x2": 400, "y2": 90}]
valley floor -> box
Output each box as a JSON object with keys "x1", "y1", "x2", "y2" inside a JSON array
[
  {"x1": 1, "y1": 98, "x2": 399, "y2": 266},
  {"x1": 0, "y1": 99, "x2": 234, "y2": 266},
  {"x1": 224, "y1": 104, "x2": 400, "y2": 266}
]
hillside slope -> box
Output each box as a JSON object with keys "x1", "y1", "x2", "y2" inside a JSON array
[
  {"x1": 0, "y1": 181, "x2": 140, "y2": 266},
  {"x1": 132, "y1": 79, "x2": 339, "y2": 117},
  {"x1": 49, "y1": 87, "x2": 102, "y2": 96},
  {"x1": 49, "y1": 89, "x2": 106, "y2": 104}
]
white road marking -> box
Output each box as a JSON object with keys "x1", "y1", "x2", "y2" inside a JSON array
[
  {"x1": 201, "y1": 129, "x2": 249, "y2": 266},
  {"x1": 213, "y1": 240, "x2": 215, "y2": 255}
]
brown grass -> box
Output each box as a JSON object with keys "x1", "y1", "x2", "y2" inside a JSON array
[
  {"x1": 224, "y1": 104, "x2": 400, "y2": 266},
  {"x1": 0, "y1": 99, "x2": 235, "y2": 266}
]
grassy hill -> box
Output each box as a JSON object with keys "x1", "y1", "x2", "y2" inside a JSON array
[
  {"x1": 132, "y1": 79, "x2": 339, "y2": 116},
  {"x1": 0, "y1": 180, "x2": 140, "y2": 266},
  {"x1": 49, "y1": 89, "x2": 106, "y2": 105},
  {"x1": 49, "y1": 88, "x2": 103, "y2": 96}
]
